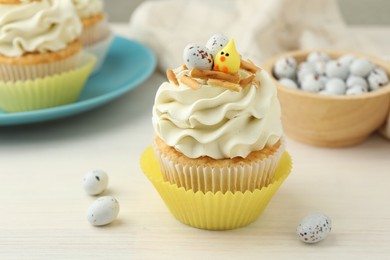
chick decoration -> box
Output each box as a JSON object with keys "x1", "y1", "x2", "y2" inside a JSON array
[{"x1": 213, "y1": 39, "x2": 240, "y2": 74}]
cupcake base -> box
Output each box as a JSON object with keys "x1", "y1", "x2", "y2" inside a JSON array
[
  {"x1": 141, "y1": 146, "x2": 292, "y2": 230},
  {"x1": 0, "y1": 40, "x2": 82, "y2": 82},
  {"x1": 153, "y1": 136, "x2": 285, "y2": 193},
  {"x1": 0, "y1": 52, "x2": 96, "y2": 113}
]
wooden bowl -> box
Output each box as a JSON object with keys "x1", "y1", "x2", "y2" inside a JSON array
[{"x1": 263, "y1": 50, "x2": 390, "y2": 147}]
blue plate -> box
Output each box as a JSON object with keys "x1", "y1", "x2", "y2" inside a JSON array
[{"x1": 0, "y1": 36, "x2": 156, "y2": 126}]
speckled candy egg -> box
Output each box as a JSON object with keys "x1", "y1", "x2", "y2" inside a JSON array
[
  {"x1": 87, "y1": 196, "x2": 120, "y2": 226},
  {"x1": 83, "y1": 169, "x2": 109, "y2": 195},
  {"x1": 368, "y1": 67, "x2": 389, "y2": 91},
  {"x1": 325, "y1": 61, "x2": 349, "y2": 80},
  {"x1": 183, "y1": 44, "x2": 213, "y2": 70},
  {"x1": 274, "y1": 56, "x2": 297, "y2": 79},
  {"x1": 297, "y1": 62, "x2": 316, "y2": 83},
  {"x1": 206, "y1": 34, "x2": 229, "y2": 57},
  {"x1": 296, "y1": 213, "x2": 332, "y2": 244},
  {"x1": 346, "y1": 75, "x2": 368, "y2": 90},
  {"x1": 307, "y1": 51, "x2": 330, "y2": 63},
  {"x1": 346, "y1": 85, "x2": 367, "y2": 95},
  {"x1": 314, "y1": 61, "x2": 327, "y2": 76},
  {"x1": 350, "y1": 58, "x2": 374, "y2": 77},
  {"x1": 325, "y1": 78, "x2": 346, "y2": 95},
  {"x1": 338, "y1": 54, "x2": 356, "y2": 67},
  {"x1": 279, "y1": 78, "x2": 298, "y2": 89},
  {"x1": 301, "y1": 73, "x2": 324, "y2": 93}
]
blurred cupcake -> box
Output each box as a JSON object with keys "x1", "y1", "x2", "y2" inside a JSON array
[
  {"x1": 73, "y1": 0, "x2": 112, "y2": 74},
  {"x1": 0, "y1": 0, "x2": 96, "y2": 112},
  {"x1": 144, "y1": 35, "x2": 291, "y2": 230},
  {"x1": 0, "y1": 0, "x2": 83, "y2": 81}
]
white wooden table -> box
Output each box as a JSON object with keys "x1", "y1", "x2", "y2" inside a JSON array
[{"x1": 1, "y1": 24, "x2": 390, "y2": 260}]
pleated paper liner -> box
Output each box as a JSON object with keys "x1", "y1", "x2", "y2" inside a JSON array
[
  {"x1": 141, "y1": 146, "x2": 292, "y2": 230},
  {"x1": 0, "y1": 52, "x2": 81, "y2": 82},
  {"x1": 0, "y1": 53, "x2": 96, "y2": 113},
  {"x1": 153, "y1": 138, "x2": 285, "y2": 193}
]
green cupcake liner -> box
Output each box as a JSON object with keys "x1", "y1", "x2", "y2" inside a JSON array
[{"x1": 0, "y1": 53, "x2": 96, "y2": 113}]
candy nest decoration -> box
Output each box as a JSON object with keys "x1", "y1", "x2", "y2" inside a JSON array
[
  {"x1": 263, "y1": 50, "x2": 390, "y2": 147},
  {"x1": 141, "y1": 146, "x2": 292, "y2": 230},
  {"x1": 173, "y1": 37, "x2": 261, "y2": 92}
]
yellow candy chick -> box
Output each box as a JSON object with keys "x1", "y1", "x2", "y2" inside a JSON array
[{"x1": 213, "y1": 39, "x2": 240, "y2": 74}]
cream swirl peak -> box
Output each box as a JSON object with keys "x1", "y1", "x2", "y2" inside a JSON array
[
  {"x1": 72, "y1": 0, "x2": 103, "y2": 19},
  {"x1": 0, "y1": 0, "x2": 82, "y2": 57},
  {"x1": 153, "y1": 68, "x2": 283, "y2": 159}
]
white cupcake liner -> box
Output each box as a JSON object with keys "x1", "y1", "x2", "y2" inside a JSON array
[
  {"x1": 81, "y1": 15, "x2": 111, "y2": 47},
  {"x1": 85, "y1": 32, "x2": 113, "y2": 75},
  {"x1": 0, "y1": 53, "x2": 81, "y2": 82},
  {"x1": 153, "y1": 139, "x2": 285, "y2": 193}
]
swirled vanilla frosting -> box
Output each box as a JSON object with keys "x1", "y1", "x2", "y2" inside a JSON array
[
  {"x1": 0, "y1": 0, "x2": 82, "y2": 57},
  {"x1": 72, "y1": 0, "x2": 103, "y2": 19},
  {"x1": 153, "y1": 68, "x2": 283, "y2": 159}
]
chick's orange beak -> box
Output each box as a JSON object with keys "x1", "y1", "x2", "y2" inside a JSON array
[{"x1": 220, "y1": 56, "x2": 226, "y2": 62}]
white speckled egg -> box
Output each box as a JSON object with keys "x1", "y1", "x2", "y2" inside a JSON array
[
  {"x1": 206, "y1": 34, "x2": 229, "y2": 57},
  {"x1": 346, "y1": 85, "x2": 367, "y2": 95},
  {"x1": 279, "y1": 78, "x2": 298, "y2": 89},
  {"x1": 301, "y1": 73, "x2": 324, "y2": 92},
  {"x1": 350, "y1": 58, "x2": 374, "y2": 77},
  {"x1": 314, "y1": 61, "x2": 327, "y2": 76},
  {"x1": 83, "y1": 170, "x2": 109, "y2": 195},
  {"x1": 325, "y1": 78, "x2": 346, "y2": 95},
  {"x1": 338, "y1": 54, "x2": 356, "y2": 67},
  {"x1": 183, "y1": 44, "x2": 213, "y2": 70},
  {"x1": 346, "y1": 75, "x2": 368, "y2": 90},
  {"x1": 297, "y1": 62, "x2": 316, "y2": 83},
  {"x1": 273, "y1": 56, "x2": 297, "y2": 79},
  {"x1": 368, "y1": 67, "x2": 389, "y2": 91},
  {"x1": 296, "y1": 213, "x2": 332, "y2": 244},
  {"x1": 87, "y1": 196, "x2": 120, "y2": 226},
  {"x1": 325, "y1": 61, "x2": 349, "y2": 80},
  {"x1": 307, "y1": 52, "x2": 330, "y2": 63}
]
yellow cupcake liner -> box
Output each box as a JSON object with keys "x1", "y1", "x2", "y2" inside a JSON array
[
  {"x1": 140, "y1": 146, "x2": 292, "y2": 230},
  {"x1": 0, "y1": 53, "x2": 96, "y2": 113}
]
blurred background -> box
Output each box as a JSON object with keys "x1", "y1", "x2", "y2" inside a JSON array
[{"x1": 106, "y1": 0, "x2": 390, "y2": 25}]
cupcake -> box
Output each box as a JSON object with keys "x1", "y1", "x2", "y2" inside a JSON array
[
  {"x1": 142, "y1": 34, "x2": 292, "y2": 230},
  {"x1": 72, "y1": 0, "x2": 112, "y2": 74},
  {"x1": 0, "y1": 0, "x2": 96, "y2": 112},
  {"x1": 153, "y1": 37, "x2": 285, "y2": 193}
]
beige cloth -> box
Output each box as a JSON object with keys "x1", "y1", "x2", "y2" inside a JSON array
[{"x1": 128, "y1": 0, "x2": 390, "y2": 139}]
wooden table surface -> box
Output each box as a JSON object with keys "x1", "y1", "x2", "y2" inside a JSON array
[{"x1": 1, "y1": 25, "x2": 390, "y2": 260}]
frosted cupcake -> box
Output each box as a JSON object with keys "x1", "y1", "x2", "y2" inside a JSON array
[
  {"x1": 152, "y1": 35, "x2": 285, "y2": 194},
  {"x1": 72, "y1": 0, "x2": 112, "y2": 73},
  {"x1": 0, "y1": 0, "x2": 95, "y2": 112},
  {"x1": 143, "y1": 34, "x2": 291, "y2": 230}
]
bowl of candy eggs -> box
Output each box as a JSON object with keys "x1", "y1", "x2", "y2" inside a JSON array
[{"x1": 263, "y1": 50, "x2": 390, "y2": 147}]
